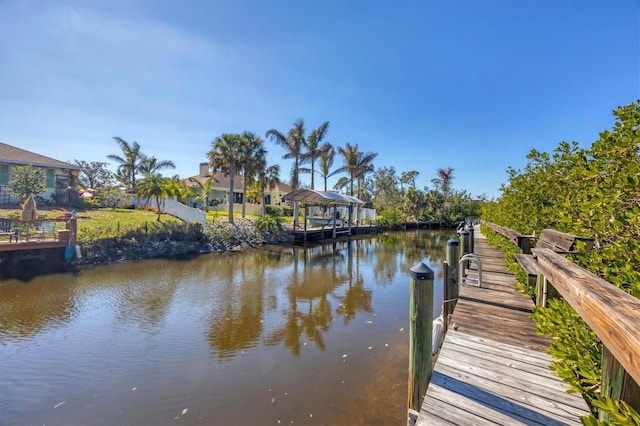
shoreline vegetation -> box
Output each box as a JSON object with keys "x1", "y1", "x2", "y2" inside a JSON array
[
  {"x1": 1, "y1": 205, "x2": 458, "y2": 269},
  {"x1": 0, "y1": 207, "x2": 294, "y2": 267},
  {"x1": 77, "y1": 215, "x2": 295, "y2": 266}
]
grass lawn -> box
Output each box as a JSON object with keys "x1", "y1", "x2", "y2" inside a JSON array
[
  {"x1": 0, "y1": 206, "x2": 295, "y2": 240},
  {"x1": 205, "y1": 209, "x2": 294, "y2": 223},
  {"x1": 0, "y1": 207, "x2": 181, "y2": 241}
]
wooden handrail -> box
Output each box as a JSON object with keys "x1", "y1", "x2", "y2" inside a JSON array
[
  {"x1": 480, "y1": 220, "x2": 524, "y2": 242},
  {"x1": 534, "y1": 248, "x2": 640, "y2": 385},
  {"x1": 480, "y1": 220, "x2": 533, "y2": 252}
]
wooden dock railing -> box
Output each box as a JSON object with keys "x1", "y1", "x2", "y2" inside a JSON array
[
  {"x1": 481, "y1": 219, "x2": 533, "y2": 253},
  {"x1": 480, "y1": 219, "x2": 640, "y2": 416},
  {"x1": 534, "y1": 248, "x2": 640, "y2": 407}
]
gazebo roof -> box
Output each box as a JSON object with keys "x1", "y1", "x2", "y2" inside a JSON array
[{"x1": 282, "y1": 189, "x2": 365, "y2": 205}]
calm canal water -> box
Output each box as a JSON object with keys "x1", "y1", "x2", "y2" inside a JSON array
[{"x1": 0, "y1": 230, "x2": 453, "y2": 425}]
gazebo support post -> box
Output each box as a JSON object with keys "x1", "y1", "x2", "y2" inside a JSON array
[
  {"x1": 332, "y1": 205, "x2": 337, "y2": 243},
  {"x1": 303, "y1": 204, "x2": 308, "y2": 242},
  {"x1": 348, "y1": 203, "x2": 353, "y2": 236}
]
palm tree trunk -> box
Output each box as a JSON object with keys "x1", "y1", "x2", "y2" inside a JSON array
[
  {"x1": 293, "y1": 159, "x2": 300, "y2": 228},
  {"x1": 310, "y1": 160, "x2": 315, "y2": 190}
]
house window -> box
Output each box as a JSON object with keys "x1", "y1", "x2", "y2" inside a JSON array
[
  {"x1": 46, "y1": 169, "x2": 55, "y2": 188},
  {"x1": 263, "y1": 195, "x2": 271, "y2": 205},
  {"x1": 234, "y1": 192, "x2": 243, "y2": 204},
  {"x1": 0, "y1": 165, "x2": 8, "y2": 185}
]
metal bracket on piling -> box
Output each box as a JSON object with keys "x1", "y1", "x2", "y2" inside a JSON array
[{"x1": 459, "y1": 254, "x2": 482, "y2": 288}]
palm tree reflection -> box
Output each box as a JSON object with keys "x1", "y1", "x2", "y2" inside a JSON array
[
  {"x1": 335, "y1": 239, "x2": 373, "y2": 324},
  {"x1": 206, "y1": 232, "x2": 449, "y2": 358},
  {"x1": 266, "y1": 240, "x2": 376, "y2": 356}
]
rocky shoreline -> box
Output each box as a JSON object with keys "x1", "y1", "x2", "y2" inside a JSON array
[{"x1": 76, "y1": 218, "x2": 294, "y2": 266}]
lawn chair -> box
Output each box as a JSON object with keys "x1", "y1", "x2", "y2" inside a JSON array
[
  {"x1": 0, "y1": 218, "x2": 19, "y2": 242},
  {"x1": 27, "y1": 221, "x2": 56, "y2": 241}
]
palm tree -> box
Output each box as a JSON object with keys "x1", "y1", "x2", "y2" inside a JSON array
[
  {"x1": 333, "y1": 176, "x2": 350, "y2": 193},
  {"x1": 189, "y1": 175, "x2": 218, "y2": 211},
  {"x1": 137, "y1": 175, "x2": 172, "y2": 221},
  {"x1": 108, "y1": 137, "x2": 143, "y2": 193},
  {"x1": 316, "y1": 145, "x2": 338, "y2": 192},
  {"x1": 336, "y1": 143, "x2": 359, "y2": 196},
  {"x1": 208, "y1": 133, "x2": 244, "y2": 224},
  {"x1": 266, "y1": 119, "x2": 307, "y2": 226},
  {"x1": 436, "y1": 167, "x2": 455, "y2": 200},
  {"x1": 258, "y1": 165, "x2": 281, "y2": 216},
  {"x1": 165, "y1": 175, "x2": 194, "y2": 205},
  {"x1": 435, "y1": 167, "x2": 455, "y2": 216},
  {"x1": 337, "y1": 143, "x2": 378, "y2": 198},
  {"x1": 355, "y1": 150, "x2": 377, "y2": 199},
  {"x1": 139, "y1": 155, "x2": 176, "y2": 178},
  {"x1": 300, "y1": 121, "x2": 330, "y2": 190},
  {"x1": 239, "y1": 131, "x2": 266, "y2": 218}
]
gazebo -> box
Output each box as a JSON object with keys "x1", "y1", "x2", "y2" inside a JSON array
[{"x1": 282, "y1": 189, "x2": 366, "y2": 242}]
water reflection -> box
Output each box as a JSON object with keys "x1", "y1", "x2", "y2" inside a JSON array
[
  {"x1": 207, "y1": 254, "x2": 265, "y2": 358},
  {"x1": 336, "y1": 240, "x2": 373, "y2": 324},
  {"x1": 0, "y1": 273, "x2": 77, "y2": 341},
  {"x1": 0, "y1": 230, "x2": 455, "y2": 426}
]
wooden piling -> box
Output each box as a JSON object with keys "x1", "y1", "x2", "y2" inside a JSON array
[
  {"x1": 408, "y1": 262, "x2": 434, "y2": 412},
  {"x1": 460, "y1": 229, "x2": 470, "y2": 270},
  {"x1": 445, "y1": 238, "x2": 459, "y2": 311},
  {"x1": 600, "y1": 347, "x2": 640, "y2": 422},
  {"x1": 66, "y1": 216, "x2": 77, "y2": 247},
  {"x1": 467, "y1": 225, "x2": 475, "y2": 253}
]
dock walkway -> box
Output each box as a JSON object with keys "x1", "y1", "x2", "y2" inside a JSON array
[{"x1": 415, "y1": 226, "x2": 590, "y2": 425}]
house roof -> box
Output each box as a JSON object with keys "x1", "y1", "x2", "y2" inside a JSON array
[
  {"x1": 185, "y1": 171, "x2": 293, "y2": 193},
  {"x1": 0, "y1": 142, "x2": 80, "y2": 170},
  {"x1": 283, "y1": 189, "x2": 365, "y2": 205}
]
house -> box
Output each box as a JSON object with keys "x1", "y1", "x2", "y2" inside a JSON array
[
  {"x1": 0, "y1": 142, "x2": 80, "y2": 205},
  {"x1": 185, "y1": 163, "x2": 292, "y2": 215}
]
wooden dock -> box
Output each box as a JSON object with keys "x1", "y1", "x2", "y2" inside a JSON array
[
  {"x1": 414, "y1": 226, "x2": 590, "y2": 425},
  {"x1": 0, "y1": 217, "x2": 76, "y2": 278},
  {"x1": 291, "y1": 223, "x2": 379, "y2": 243}
]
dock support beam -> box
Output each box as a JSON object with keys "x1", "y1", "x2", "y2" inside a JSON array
[{"x1": 408, "y1": 262, "x2": 434, "y2": 413}]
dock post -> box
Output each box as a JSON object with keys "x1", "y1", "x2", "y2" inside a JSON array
[
  {"x1": 467, "y1": 224, "x2": 474, "y2": 253},
  {"x1": 304, "y1": 205, "x2": 308, "y2": 242},
  {"x1": 66, "y1": 215, "x2": 77, "y2": 248},
  {"x1": 460, "y1": 229, "x2": 470, "y2": 270},
  {"x1": 332, "y1": 205, "x2": 337, "y2": 243},
  {"x1": 408, "y1": 262, "x2": 434, "y2": 413},
  {"x1": 600, "y1": 347, "x2": 640, "y2": 422},
  {"x1": 446, "y1": 239, "x2": 459, "y2": 312}
]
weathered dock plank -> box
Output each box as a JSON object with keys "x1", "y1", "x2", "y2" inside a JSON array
[{"x1": 416, "y1": 226, "x2": 590, "y2": 425}]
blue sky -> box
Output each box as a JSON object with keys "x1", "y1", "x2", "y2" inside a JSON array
[{"x1": 1, "y1": 0, "x2": 638, "y2": 199}]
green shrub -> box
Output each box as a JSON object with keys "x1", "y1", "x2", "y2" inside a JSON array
[
  {"x1": 265, "y1": 206, "x2": 281, "y2": 216},
  {"x1": 254, "y1": 214, "x2": 283, "y2": 234},
  {"x1": 481, "y1": 100, "x2": 640, "y2": 421},
  {"x1": 377, "y1": 208, "x2": 404, "y2": 228}
]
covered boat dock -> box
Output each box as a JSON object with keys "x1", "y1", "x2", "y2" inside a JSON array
[{"x1": 282, "y1": 189, "x2": 378, "y2": 243}]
